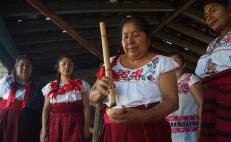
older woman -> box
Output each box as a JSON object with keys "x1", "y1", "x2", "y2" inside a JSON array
[
  {"x1": 0, "y1": 55, "x2": 44, "y2": 142},
  {"x1": 90, "y1": 16, "x2": 179, "y2": 142},
  {"x1": 195, "y1": 0, "x2": 231, "y2": 142}
]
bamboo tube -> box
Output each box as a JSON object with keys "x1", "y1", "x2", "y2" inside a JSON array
[{"x1": 99, "y1": 22, "x2": 116, "y2": 107}]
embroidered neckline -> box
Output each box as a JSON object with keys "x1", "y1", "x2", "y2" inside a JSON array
[
  {"x1": 48, "y1": 80, "x2": 82, "y2": 99},
  {"x1": 118, "y1": 54, "x2": 157, "y2": 71}
]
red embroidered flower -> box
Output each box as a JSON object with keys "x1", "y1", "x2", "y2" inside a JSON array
[
  {"x1": 130, "y1": 69, "x2": 142, "y2": 80},
  {"x1": 48, "y1": 80, "x2": 82, "y2": 99}
]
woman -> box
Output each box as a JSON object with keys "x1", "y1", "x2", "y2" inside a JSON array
[
  {"x1": 0, "y1": 55, "x2": 44, "y2": 142},
  {"x1": 90, "y1": 16, "x2": 179, "y2": 142},
  {"x1": 195, "y1": 0, "x2": 231, "y2": 142},
  {"x1": 166, "y1": 52, "x2": 203, "y2": 142},
  {"x1": 40, "y1": 55, "x2": 90, "y2": 142}
]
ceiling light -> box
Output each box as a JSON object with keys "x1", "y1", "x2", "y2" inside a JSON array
[
  {"x1": 17, "y1": 19, "x2": 23, "y2": 23},
  {"x1": 45, "y1": 17, "x2": 51, "y2": 21}
]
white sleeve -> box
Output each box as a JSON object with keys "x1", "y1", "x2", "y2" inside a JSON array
[
  {"x1": 81, "y1": 80, "x2": 90, "y2": 94},
  {"x1": 41, "y1": 82, "x2": 51, "y2": 96},
  {"x1": 0, "y1": 76, "x2": 6, "y2": 98},
  {"x1": 189, "y1": 74, "x2": 201, "y2": 87},
  {"x1": 158, "y1": 55, "x2": 179, "y2": 74}
]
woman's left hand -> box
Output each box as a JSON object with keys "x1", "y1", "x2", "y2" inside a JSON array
[{"x1": 110, "y1": 107, "x2": 148, "y2": 123}]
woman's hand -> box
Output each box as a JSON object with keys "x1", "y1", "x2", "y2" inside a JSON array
[
  {"x1": 40, "y1": 129, "x2": 48, "y2": 142},
  {"x1": 110, "y1": 107, "x2": 148, "y2": 123},
  {"x1": 89, "y1": 76, "x2": 115, "y2": 103}
]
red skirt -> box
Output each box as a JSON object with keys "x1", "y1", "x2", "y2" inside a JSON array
[
  {"x1": 100, "y1": 103, "x2": 172, "y2": 142},
  {"x1": 0, "y1": 100, "x2": 42, "y2": 142},
  {"x1": 49, "y1": 101, "x2": 84, "y2": 142},
  {"x1": 200, "y1": 69, "x2": 231, "y2": 142},
  {"x1": 0, "y1": 101, "x2": 23, "y2": 142}
]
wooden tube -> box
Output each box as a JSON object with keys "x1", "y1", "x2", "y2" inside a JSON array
[{"x1": 99, "y1": 22, "x2": 116, "y2": 107}]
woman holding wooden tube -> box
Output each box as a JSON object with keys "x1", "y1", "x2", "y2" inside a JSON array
[{"x1": 89, "y1": 16, "x2": 179, "y2": 142}]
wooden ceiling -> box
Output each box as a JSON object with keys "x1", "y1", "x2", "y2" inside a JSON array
[{"x1": 0, "y1": 0, "x2": 215, "y2": 78}]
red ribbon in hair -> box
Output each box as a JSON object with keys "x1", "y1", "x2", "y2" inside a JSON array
[{"x1": 48, "y1": 80, "x2": 82, "y2": 99}]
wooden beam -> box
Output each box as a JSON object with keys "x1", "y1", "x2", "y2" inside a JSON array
[
  {"x1": 166, "y1": 21, "x2": 213, "y2": 44},
  {"x1": 8, "y1": 17, "x2": 120, "y2": 34},
  {"x1": 1, "y1": 1, "x2": 175, "y2": 17},
  {"x1": 153, "y1": 0, "x2": 196, "y2": 33},
  {"x1": 32, "y1": 52, "x2": 99, "y2": 63},
  {"x1": 155, "y1": 43, "x2": 198, "y2": 64},
  {"x1": 33, "y1": 57, "x2": 101, "y2": 74},
  {"x1": 25, "y1": 0, "x2": 102, "y2": 60},
  {"x1": 38, "y1": 68, "x2": 98, "y2": 82},
  {"x1": 14, "y1": 28, "x2": 121, "y2": 46},
  {"x1": 34, "y1": 62, "x2": 100, "y2": 76},
  {"x1": 155, "y1": 31, "x2": 205, "y2": 54},
  {"x1": 0, "y1": 18, "x2": 20, "y2": 60},
  {"x1": 8, "y1": 16, "x2": 159, "y2": 34},
  {"x1": 92, "y1": 104, "x2": 101, "y2": 142},
  {"x1": 0, "y1": 43, "x2": 14, "y2": 70},
  {"x1": 182, "y1": 8, "x2": 206, "y2": 24}
]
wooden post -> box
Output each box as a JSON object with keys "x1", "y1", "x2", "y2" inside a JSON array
[{"x1": 25, "y1": 0, "x2": 103, "y2": 60}]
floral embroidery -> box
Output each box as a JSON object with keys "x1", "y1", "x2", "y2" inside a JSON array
[
  {"x1": 205, "y1": 58, "x2": 217, "y2": 75},
  {"x1": 178, "y1": 74, "x2": 191, "y2": 94},
  {"x1": 147, "y1": 75, "x2": 155, "y2": 81},
  {"x1": 117, "y1": 69, "x2": 130, "y2": 80},
  {"x1": 115, "y1": 57, "x2": 159, "y2": 81},
  {"x1": 207, "y1": 31, "x2": 231, "y2": 53},
  {"x1": 130, "y1": 69, "x2": 143, "y2": 80},
  {"x1": 48, "y1": 80, "x2": 82, "y2": 99}
]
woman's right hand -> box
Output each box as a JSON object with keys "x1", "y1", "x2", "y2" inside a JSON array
[
  {"x1": 89, "y1": 76, "x2": 114, "y2": 103},
  {"x1": 40, "y1": 129, "x2": 48, "y2": 142}
]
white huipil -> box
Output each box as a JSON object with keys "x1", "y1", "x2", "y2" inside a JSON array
[
  {"x1": 103, "y1": 55, "x2": 178, "y2": 108},
  {"x1": 195, "y1": 30, "x2": 231, "y2": 78},
  {"x1": 166, "y1": 73, "x2": 200, "y2": 142}
]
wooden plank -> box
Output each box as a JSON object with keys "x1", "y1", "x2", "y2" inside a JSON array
[
  {"x1": 166, "y1": 21, "x2": 213, "y2": 44},
  {"x1": 7, "y1": 16, "x2": 159, "y2": 34},
  {"x1": 13, "y1": 28, "x2": 121, "y2": 46},
  {"x1": 92, "y1": 104, "x2": 101, "y2": 142},
  {"x1": 155, "y1": 31, "x2": 205, "y2": 54},
  {"x1": 155, "y1": 43, "x2": 198, "y2": 64},
  {"x1": 153, "y1": 0, "x2": 196, "y2": 33},
  {"x1": 182, "y1": 8, "x2": 206, "y2": 24},
  {"x1": 0, "y1": 18, "x2": 20, "y2": 60},
  {"x1": 25, "y1": 0, "x2": 103, "y2": 60},
  {"x1": 1, "y1": 1, "x2": 175, "y2": 17}
]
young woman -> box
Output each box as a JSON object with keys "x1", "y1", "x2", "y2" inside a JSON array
[
  {"x1": 167, "y1": 52, "x2": 203, "y2": 142},
  {"x1": 40, "y1": 55, "x2": 90, "y2": 142},
  {"x1": 195, "y1": 0, "x2": 231, "y2": 141}
]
